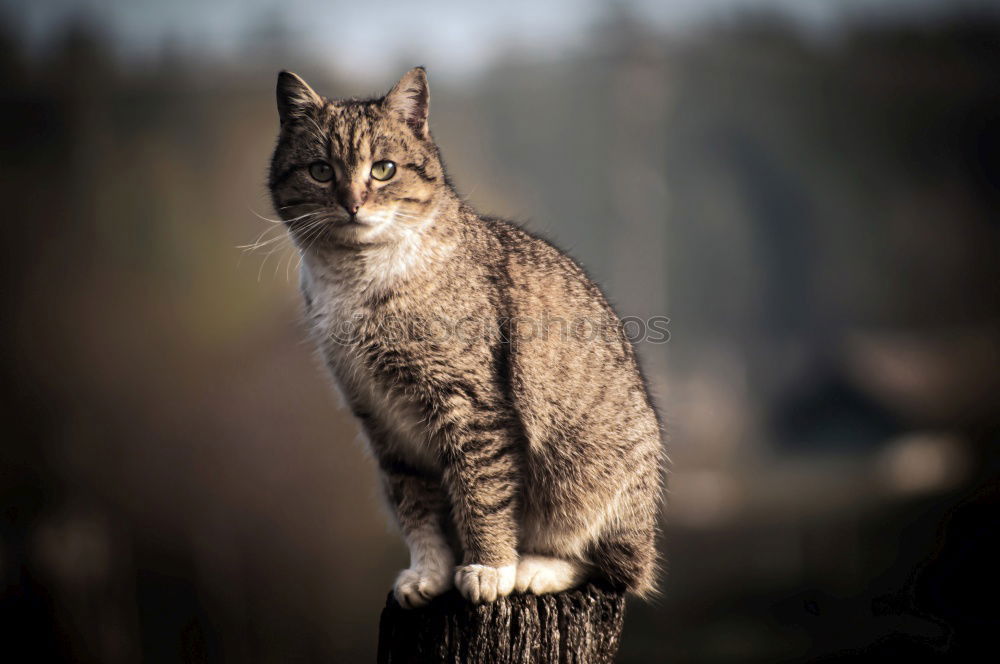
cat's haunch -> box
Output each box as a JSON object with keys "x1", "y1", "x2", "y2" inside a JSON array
[{"x1": 268, "y1": 67, "x2": 664, "y2": 606}]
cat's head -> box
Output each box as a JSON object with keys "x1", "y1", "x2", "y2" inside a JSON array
[{"x1": 268, "y1": 67, "x2": 448, "y2": 249}]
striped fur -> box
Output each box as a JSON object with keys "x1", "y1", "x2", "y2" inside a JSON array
[{"x1": 268, "y1": 68, "x2": 664, "y2": 607}]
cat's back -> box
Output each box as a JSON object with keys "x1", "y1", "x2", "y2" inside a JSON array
[
  {"x1": 473, "y1": 215, "x2": 658, "y2": 443},
  {"x1": 476, "y1": 216, "x2": 619, "y2": 322}
]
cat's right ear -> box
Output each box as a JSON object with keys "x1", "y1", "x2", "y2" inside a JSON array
[
  {"x1": 384, "y1": 67, "x2": 430, "y2": 139},
  {"x1": 276, "y1": 71, "x2": 322, "y2": 125}
]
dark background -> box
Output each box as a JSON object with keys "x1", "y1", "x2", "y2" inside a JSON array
[{"x1": 1, "y1": 0, "x2": 998, "y2": 661}]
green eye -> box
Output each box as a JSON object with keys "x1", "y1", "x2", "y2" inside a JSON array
[
  {"x1": 308, "y1": 161, "x2": 333, "y2": 182},
  {"x1": 371, "y1": 160, "x2": 396, "y2": 181}
]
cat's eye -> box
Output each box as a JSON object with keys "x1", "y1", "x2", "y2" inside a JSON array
[
  {"x1": 371, "y1": 160, "x2": 396, "y2": 181},
  {"x1": 308, "y1": 161, "x2": 334, "y2": 182}
]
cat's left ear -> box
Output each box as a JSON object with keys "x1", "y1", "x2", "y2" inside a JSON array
[
  {"x1": 384, "y1": 67, "x2": 430, "y2": 139},
  {"x1": 276, "y1": 70, "x2": 322, "y2": 125}
]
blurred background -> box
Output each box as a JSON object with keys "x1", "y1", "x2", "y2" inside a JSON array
[{"x1": 2, "y1": 0, "x2": 999, "y2": 661}]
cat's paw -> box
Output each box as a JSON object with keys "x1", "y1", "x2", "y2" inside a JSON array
[
  {"x1": 454, "y1": 563, "x2": 517, "y2": 604},
  {"x1": 514, "y1": 555, "x2": 585, "y2": 595},
  {"x1": 394, "y1": 566, "x2": 453, "y2": 609}
]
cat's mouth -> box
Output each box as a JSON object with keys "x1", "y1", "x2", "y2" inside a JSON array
[
  {"x1": 321, "y1": 219, "x2": 365, "y2": 234},
  {"x1": 282, "y1": 208, "x2": 391, "y2": 251},
  {"x1": 283, "y1": 209, "x2": 365, "y2": 231},
  {"x1": 333, "y1": 217, "x2": 367, "y2": 227},
  {"x1": 281, "y1": 203, "x2": 396, "y2": 231}
]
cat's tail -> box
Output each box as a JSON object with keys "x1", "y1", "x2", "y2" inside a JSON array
[{"x1": 588, "y1": 531, "x2": 661, "y2": 599}]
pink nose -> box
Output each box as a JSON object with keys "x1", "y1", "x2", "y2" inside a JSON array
[{"x1": 337, "y1": 188, "x2": 367, "y2": 216}]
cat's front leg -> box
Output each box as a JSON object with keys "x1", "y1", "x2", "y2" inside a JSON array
[
  {"x1": 442, "y1": 430, "x2": 520, "y2": 604},
  {"x1": 379, "y1": 459, "x2": 455, "y2": 609},
  {"x1": 394, "y1": 526, "x2": 454, "y2": 609}
]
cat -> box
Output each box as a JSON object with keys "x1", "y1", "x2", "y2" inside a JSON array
[{"x1": 268, "y1": 67, "x2": 664, "y2": 607}]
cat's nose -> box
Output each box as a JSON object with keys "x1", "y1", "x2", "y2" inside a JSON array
[{"x1": 336, "y1": 187, "x2": 368, "y2": 216}]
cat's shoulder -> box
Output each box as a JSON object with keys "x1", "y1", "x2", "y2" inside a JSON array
[
  {"x1": 466, "y1": 212, "x2": 612, "y2": 308},
  {"x1": 472, "y1": 213, "x2": 575, "y2": 267}
]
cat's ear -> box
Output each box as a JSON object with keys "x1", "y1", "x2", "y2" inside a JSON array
[
  {"x1": 276, "y1": 70, "x2": 322, "y2": 125},
  {"x1": 384, "y1": 67, "x2": 430, "y2": 139}
]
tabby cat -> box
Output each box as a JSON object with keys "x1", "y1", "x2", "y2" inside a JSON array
[{"x1": 268, "y1": 67, "x2": 663, "y2": 607}]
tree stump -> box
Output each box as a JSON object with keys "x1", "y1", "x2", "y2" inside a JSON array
[{"x1": 377, "y1": 583, "x2": 626, "y2": 663}]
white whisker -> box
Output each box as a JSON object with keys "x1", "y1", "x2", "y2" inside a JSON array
[
  {"x1": 240, "y1": 206, "x2": 330, "y2": 279},
  {"x1": 239, "y1": 210, "x2": 326, "y2": 252},
  {"x1": 247, "y1": 206, "x2": 295, "y2": 225},
  {"x1": 238, "y1": 225, "x2": 285, "y2": 252}
]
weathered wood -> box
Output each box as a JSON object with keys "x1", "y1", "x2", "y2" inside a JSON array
[{"x1": 377, "y1": 583, "x2": 626, "y2": 664}]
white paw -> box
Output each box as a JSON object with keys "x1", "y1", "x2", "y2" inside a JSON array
[
  {"x1": 393, "y1": 566, "x2": 453, "y2": 609},
  {"x1": 454, "y1": 563, "x2": 517, "y2": 604},
  {"x1": 514, "y1": 555, "x2": 584, "y2": 595}
]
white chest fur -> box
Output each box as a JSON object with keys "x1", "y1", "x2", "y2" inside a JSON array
[{"x1": 300, "y1": 255, "x2": 441, "y2": 472}]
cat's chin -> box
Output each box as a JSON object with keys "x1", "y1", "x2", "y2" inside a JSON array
[{"x1": 294, "y1": 220, "x2": 391, "y2": 252}]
